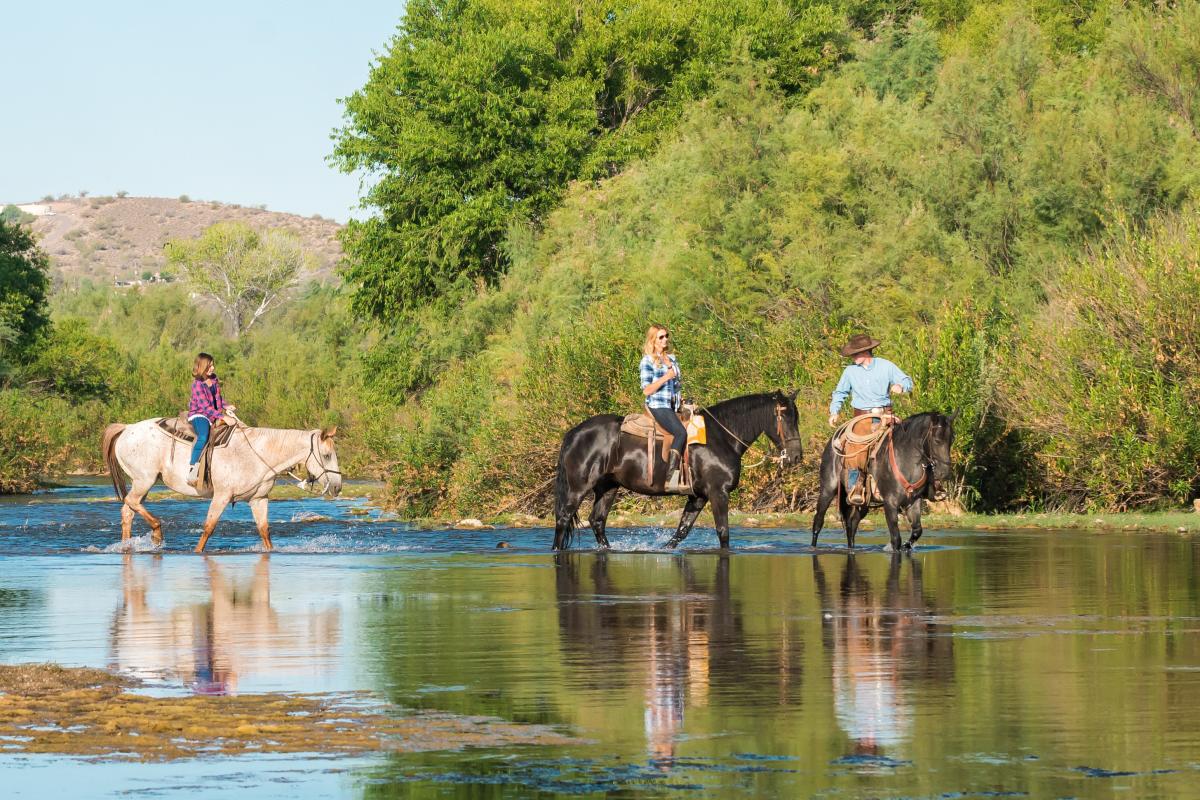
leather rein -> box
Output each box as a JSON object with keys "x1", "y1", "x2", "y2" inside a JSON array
[{"x1": 886, "y1": 422, "x2": 946, "y2": 498}]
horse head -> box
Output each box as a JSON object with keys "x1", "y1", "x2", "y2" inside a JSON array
[
  {"x1": 925, "y1": 411, "x2": 956, "y2": 501},
  {"x1": 303, "y1": 427, "x2": 343, "y2": 497},
  {"x1": 769, "y1": 389, "x2": 804, "y2": 467}
]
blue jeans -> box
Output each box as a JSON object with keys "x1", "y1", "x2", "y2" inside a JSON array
[
  {"x1": 189, "y1": 417, "x2": 210, "y2": 465},
  {"x1": 649, "y1": 407, "x2": 687, "y2": 457}
]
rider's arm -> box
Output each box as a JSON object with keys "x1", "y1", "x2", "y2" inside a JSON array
[
  {"x1": 641, "y1": 356, "x2": 674, "y2": 397},
  {"x1": 829, "y1": 368, "x2": 851, "y2": 416},
  {"x1": 889, "y1": 362, "x2": 914, "y2": 394}
]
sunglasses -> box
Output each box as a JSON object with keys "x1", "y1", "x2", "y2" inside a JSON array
[{"x1": 657, "y1": 334, "x2": 669, "y2": 340}]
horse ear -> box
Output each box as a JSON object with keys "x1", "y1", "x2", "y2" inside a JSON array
[
  {"x1": 789, "y1": 388, "x2": 799, "y2": 402},
  {"x1": 322, "y1": 426, "x2": 338, "y2": 440},
  {"x1": 946, "y1": 410, "x2": 960, "y2": 426}
]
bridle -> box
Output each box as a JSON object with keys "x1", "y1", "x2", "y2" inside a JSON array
[
  {"x1": 239, "y1": 427, "x2": 341, "y2": 495},
  {"x1": 297, "y1": 432, "x2": 342, "y2": 494},
  {"x1": 888, "y1": 421, "x2": 950, "y2": 498},
  {"x1": 701, "y1": 400, "x2": 800, "y2": 464}
]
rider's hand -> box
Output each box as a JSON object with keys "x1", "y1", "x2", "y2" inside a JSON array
[
  {"x1": 226, "y1": 405, "x2": 237, "y2": 412},
  {"x1": 828, "y1": 413, "x2": 839, "y2": 427},
  {"x1": 222, "y1": 414, "x2": 238, "y2": 426},
  {"x1": 890, "y1": 383, "x2": 903, "y2": 395}
]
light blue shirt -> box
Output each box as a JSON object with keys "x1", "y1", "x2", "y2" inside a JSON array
[{"x1": 829, "y1": 357, "x2": 913, "y2": 415}]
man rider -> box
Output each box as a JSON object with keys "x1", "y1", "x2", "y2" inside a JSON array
[{"x1": 828, "y1": 334, "x2": 913, "y2": 503}]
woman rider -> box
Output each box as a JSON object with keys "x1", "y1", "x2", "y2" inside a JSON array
[
  {"x1": 186, "y1": 352, "x2": 237, "y2": 486},
  {"x1": 640, "y1": 325, "x2": 687, "y2": 491}
]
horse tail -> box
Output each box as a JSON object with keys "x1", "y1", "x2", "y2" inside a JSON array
[
  {"x1": 553, "y1": 436, "x2": 578, "y2": 548},
  {"x1": 102, "y1": 423, "x2": 128, "y2": 502}
]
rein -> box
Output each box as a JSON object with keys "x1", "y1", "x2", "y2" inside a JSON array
[
  {"x1": 700, "y1": 401, "x2": 797, "y2": 463},
  {"x1": 238, "y1": 427, "x2": 341, "y2": 494},
  {"x1": 886, "y1": 422, "x2": 940, "y2": 498}
]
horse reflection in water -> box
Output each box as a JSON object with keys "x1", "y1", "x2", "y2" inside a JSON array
[
  {"x1": 554, "y1": 554, "x2": 803, "y2": 768},
  {"x1": 108, "y1": 555, "x2": 340, "y2": 694},
  {"x1": 812, "y1": 554, "x2": 953, "y2": 756}
]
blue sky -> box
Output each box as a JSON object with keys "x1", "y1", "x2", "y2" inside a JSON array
[{"x1": 0, "y1": 2, "x2": 403, "y2": 222}]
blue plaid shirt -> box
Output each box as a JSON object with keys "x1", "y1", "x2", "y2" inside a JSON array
[{"x1": 640, "y1": 354, "x2": 681, "y2": 410}]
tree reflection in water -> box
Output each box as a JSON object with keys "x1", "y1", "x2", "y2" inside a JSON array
[
  {"x1": 813, "y1": 554, "x2": 953, "y2": 757},
  {"x1": 108, "y1": 554, "x2": 340, "y2": 694}
]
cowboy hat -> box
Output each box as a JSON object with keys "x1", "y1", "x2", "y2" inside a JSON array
[{"x1": 840, "y1": 333, "x2": 881, "y2": 357}]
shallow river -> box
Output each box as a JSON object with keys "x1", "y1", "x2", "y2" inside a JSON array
[{"x1": 2, "y1": 481, "x2": 1199, "y2": 798}]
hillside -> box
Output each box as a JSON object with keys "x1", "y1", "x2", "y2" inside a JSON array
[{"x1": 16, "y1": 196, "x2": 342, "y2": 286}]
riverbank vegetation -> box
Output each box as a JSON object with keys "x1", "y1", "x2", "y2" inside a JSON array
[{"x1": 4, "y1": 1, "x2": 1200, "y2": 520}]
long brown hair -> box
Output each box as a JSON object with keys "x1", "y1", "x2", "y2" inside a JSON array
[
  {"x1": 642, "y1": 325, "x2": 672, "y2": 367},
  {"x1": 192, "y1": 352, "x2": 215, "y2": 380}
]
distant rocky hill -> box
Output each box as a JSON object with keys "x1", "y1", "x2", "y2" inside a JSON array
[{"x1": 14, "y1": 196, "x2": 343, "y2": 287}]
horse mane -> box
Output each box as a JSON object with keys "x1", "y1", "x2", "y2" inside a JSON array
[{"x1": 701, "y1": 393, "x2": 782, "y2": 442}]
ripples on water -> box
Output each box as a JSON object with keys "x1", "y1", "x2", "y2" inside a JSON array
[{"x1": 1, "y1": 480, "x2": 1199, "y2": 799}]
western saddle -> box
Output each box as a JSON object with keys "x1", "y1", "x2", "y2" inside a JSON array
[{"x1": 619, "y1": 405, "x2": 701, "y2": 492}]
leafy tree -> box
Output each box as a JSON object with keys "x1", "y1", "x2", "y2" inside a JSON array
[
  {"x1": 0, "y1": 219, "x2": 51, "y2": 375},
  {"x1": 0, "y1": 205, "x2": 35, "y2": 226},
  {"x1": 22, "y1": 318, "x2": 123, "y2": 402},
  {"x1": 333, "y1": 0, "x2": 853, "y2": 318},
  {"x1": 164, "y1": 222, "x2": 311, "y2": 337}
]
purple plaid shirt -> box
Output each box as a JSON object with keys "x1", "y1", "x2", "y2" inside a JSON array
[{"x1": 187, "y1": 378, "x2": 227, "y2": 423}]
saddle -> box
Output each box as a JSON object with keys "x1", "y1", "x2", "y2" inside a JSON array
[
  {"x1": 832, "y1": 412, "x2": 895, "y2": 504},
  {"x1": 155, "y1": 414, "x2": 237, "y2": 493},
  {"x1": 619, "y1": 406, "x2": 706, "y2": 491}
]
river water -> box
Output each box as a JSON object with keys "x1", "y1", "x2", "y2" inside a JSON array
[{"x1": 1, "y1": 481, "x2": 1198, "y2": 798}]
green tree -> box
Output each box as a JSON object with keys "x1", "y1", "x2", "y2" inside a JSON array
[
  {"x1": 0, "y1": 205, "x2": 35, "y2": 226},
  {"x1": 22, "y1": 318, "x2": 123, "y2": 402},
  {"x1": 0, "y1": 219, "x2": 51, "y2": 376},
  {"x1": 164, "y1": 222, "x2": 312, "y2": 337},
  {"x1": 332, "y1": 0, "x2": 852, "y2": 318}
]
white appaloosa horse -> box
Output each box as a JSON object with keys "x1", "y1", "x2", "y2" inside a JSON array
[{"x1": 102, "y1": 420, "x2": 342, "y2": 552}]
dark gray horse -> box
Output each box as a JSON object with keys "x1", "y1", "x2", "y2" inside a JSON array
[{"x1": 811, "y1": 411, "x2": 956, "y2": 551}]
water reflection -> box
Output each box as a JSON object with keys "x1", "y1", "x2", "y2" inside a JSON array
[
  {"x1": 553, "y1": 554, "x2": 798, "y2": 768},
  {"x1": 108, "y1": 554, "x2": 341, "y2": 693},
  {"x1": 813, "y1": 554, "x2": 953, "y2": 757}
]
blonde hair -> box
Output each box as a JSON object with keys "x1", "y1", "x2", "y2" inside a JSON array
[
  {"x1": 192, "y1": 352, "x2": 215, "y2": 380},
  {"x1": 642, "y1": 325, "x2": 672, "y2": 367}
]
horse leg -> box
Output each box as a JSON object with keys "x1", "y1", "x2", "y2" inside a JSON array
[
  {"x1": 124, "y1": 479, "x2": 163, "y2": 545},
  {"x1": 843, "y1": 499, "x2": 861, "y2": 550},
  {"x1": 195, "y1": 493, "x2": 232, "y2": 554},
  {"x1": 811, "y1": 483, "x2": 837, "y2": 549},
  {"x1": 588, "y1": 481, "x2": 619, "y2": 550},
  {"x1": 249, "y1": 497, "x2": 273, "y2": 552},
  {"x1": 711, "y1": 492, "x2": 732, "y2": 550},
  {"x1": 904, "y1": 500, "x2": 924, "y2": 550},
  {"x1": 883, "y1": 502, "x2": 904, "y2": 553},
  {"x1": 666, "y1": 494, "x2": 708, "y2": 548},
  {"x1": 553, "y1": 483, "x2": 589, "y2": 551}
]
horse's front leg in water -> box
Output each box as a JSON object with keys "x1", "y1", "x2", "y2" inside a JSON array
[
  {"x1": 195, "y1": 492, "x2": 233, "y2": 553},
  {"x1": 883, "y1": 503, "x2": 904, "y2": 553},
  {"x1": 589, "y1": 482, "x2": 619, "y2": 549},
  {"x1": 667, "y1": 495, "x2": 708, "y2": 548},
  {"x1": 710, "y1": 492, "x2": 732, "y2": 550},
  {"x1": 250, "y1": 497, "x2": 273, "y2": 552},
  {"x1": 904, "y1": 500, "x2": 923, "y2": 549}
]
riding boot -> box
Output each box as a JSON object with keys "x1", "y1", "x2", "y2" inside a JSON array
[
  {"x1": 666, "y1": 450, "x2": 684, "y2": 493},
  {"x1": 847, "y1": 468, "x2": 866, "y2": 505},
  {"x1": 187, "y1": 463, "x2": 200, "y2": 486}
]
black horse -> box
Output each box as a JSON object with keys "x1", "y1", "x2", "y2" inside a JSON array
[
  {"x1": 553, "y1": 391, "x2": 803, "y2": 550},
  {"x1": 811, "y1": 411, "x2": 956, "y2": 551}
]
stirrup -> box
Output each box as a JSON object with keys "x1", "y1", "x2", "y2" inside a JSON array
[
  {"x1": 847, "y1": 481, "x2": 866, "y2": 505},
  {"x1": 666, "y1": 469, "x2": 684, "y2": 493}
]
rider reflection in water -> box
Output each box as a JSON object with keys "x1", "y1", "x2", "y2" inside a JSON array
[{"x1": 813, "y1": 555, "x2": 952, "y2": 756}]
